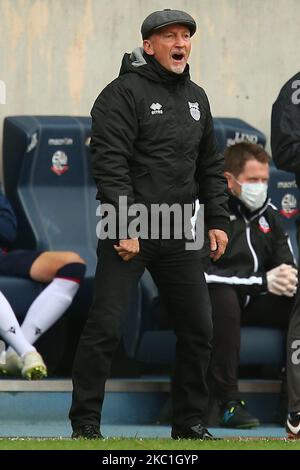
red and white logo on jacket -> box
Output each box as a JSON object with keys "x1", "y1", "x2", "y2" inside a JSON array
[{"x1": 258, "y1": 216, "x2": 271, "y2": 234}]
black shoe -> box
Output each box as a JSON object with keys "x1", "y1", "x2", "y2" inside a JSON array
[
  {"x1": 171, "y1": 423, "x2": 214, "y2": 440},
  {"x1": 220, "y1": 400, "x2": 260, "y2": 429},
  {"x1": 72, "y1": 424, "x2": 103, "y2": 439}
]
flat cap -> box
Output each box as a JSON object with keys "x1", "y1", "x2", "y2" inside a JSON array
[{"x1": 141, "y1": 9, "x2": 196, "y2": 39}]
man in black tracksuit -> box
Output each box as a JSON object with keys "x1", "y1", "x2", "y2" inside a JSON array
[
  {"x1": 271, "y1": 72, "x2": 300, "y2": 437},
  {"x1": 205, "y1": 142, "x2": 297, "y2": 429},
  {"x1": 69, "y1": 9, "x2": 229, "y2": 440}
]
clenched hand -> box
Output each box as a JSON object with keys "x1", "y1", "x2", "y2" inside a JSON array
[
  {"x1": 114, "y1": 238, "x2": 140, "y2": 262},
  {"x1": 267, "y1": 264, "x2": 298, "y2": 297},
  {"x1": 209, "y1": 229, "x2": 228, "y2": 262}
]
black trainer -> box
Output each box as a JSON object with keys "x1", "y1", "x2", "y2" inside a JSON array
[
  {"x1": 220, "y1": 400, "x2": 260, "y2": 428},
  {"x1": 72, "y1": 424, "x2": 103, "y2": 439},
  {"x1": 171, "y1": 423, "x2": 214, "y2": 440}
]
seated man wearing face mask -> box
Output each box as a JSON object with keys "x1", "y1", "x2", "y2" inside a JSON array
[{"x1": 205, "y1": 142, "x2": 297, "y2": 428}]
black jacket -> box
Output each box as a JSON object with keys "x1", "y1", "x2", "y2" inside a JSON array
[
  {"x1": 90, "y1": 48, "x2": 229, "y2": 233},
  {"x1": 271, "y1": 71, "x2": 300, "y2": 187},
  {"x1": 205, "y1": 195, "x2": 295, "y2": 295}
]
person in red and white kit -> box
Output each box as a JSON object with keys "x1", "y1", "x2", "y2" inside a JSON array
[{"x1": 0, "y1": 190, "x2": 86, "y2": 379}]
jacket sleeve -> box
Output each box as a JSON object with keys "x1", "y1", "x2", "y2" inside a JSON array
[
  {"x1": 205, "y1": 207, "x2": 296, "y2": 295},
  {"x1": 267, "y1": 208, "x2": 296, "y2": 268},
  {"x1": 0, "y1": 191, "x2": 17, "y2": 246},
  {"x1": 204, "y1": 265, "x2": 268, "y2": 296},
  {"x1": 271, "y1": 87, "x2": 300, "y2": 173},
  {"x1": 90, "y1": 81, "x2": 138, "y2": 211},
  {"x1": 196, "y1": 93, "x2": 230, "y2": 234}
]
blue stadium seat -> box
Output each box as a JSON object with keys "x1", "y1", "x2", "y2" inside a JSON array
[
  {"x1": 3, "y1": 116, "x2": 98, "y2": 276},
  {"x1": 213, "y1": 117, "x2": 266, "y2": 152},
  {"x1": 239, "y1": 327, "x2": 285, "y2": 366}
]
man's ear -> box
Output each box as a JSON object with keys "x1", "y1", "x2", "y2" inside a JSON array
[
  {"x1": 224, "y1": 171, "x2": 234, "y2": 191},
  {"x1": 143, "y1": 39, "x2": 155, "y2": 56}
]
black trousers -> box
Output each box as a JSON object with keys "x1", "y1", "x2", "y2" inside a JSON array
[
  {"x1": 208, "y1": 284, "x2": 294, "y2": 404},
  {"x1": 287, "y1": 287, "x2": 300, "y2": 411},
  {"x1": 69, "y1": 238, "x2": 212, "y2": 428},
  {"x1": 286, "y1": 226, "x2": 300, "y2": 411}
]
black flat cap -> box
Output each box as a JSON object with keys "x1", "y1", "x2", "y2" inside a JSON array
[{"x1": 141, "y1": 9, "x2": 196, "y2": 39}]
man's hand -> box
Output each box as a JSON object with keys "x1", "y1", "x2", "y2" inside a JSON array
[
  {"x1": 208, "y1": 229, "x2": 228, "y2": 262},
  {"x1": 114, "y1": 238, "x2": 140, "y2": 262},
  {"x1": 267, "y1": 263, "x2": 298, "y2": 297}
]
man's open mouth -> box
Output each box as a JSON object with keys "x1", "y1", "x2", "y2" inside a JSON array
[{"x1": 171, "y1": 53, "x2": 185, "y2": 62}]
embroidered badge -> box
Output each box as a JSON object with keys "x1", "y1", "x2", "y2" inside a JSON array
[
  {"x1": 258, "y1": 216, "x2": 271, "y2": 233},
  {"x1": 188, "y1": 101, "x2": 201, "y2": 121}
]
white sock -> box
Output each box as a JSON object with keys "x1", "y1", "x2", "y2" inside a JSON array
[
  {"x1": 18, "y1": 278, "x2": 80, "y2": 345},
  {"x1": 0, "y1": 291, "x2": 35, "y2": 357}
]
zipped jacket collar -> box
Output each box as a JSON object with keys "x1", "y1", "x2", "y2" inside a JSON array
[
  {"x1": 229, "y1": 194, "x2": 270, "y2": 223},
  {"x1": 119, "y1": 47, "x2": 190, "y2": 86}
]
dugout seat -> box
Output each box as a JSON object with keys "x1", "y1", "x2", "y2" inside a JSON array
[
  {"x1": 213, "y1": 117, "x2": 266, "y2": 151},
  {"x1": 2, "y1": 116, "x2": 98, "y2": 275}
]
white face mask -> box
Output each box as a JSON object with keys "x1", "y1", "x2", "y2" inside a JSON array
[{"x1": 237, "y1": 181, "x2": 268, "y2": 211}]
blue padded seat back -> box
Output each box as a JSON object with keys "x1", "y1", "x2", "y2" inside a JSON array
[
  {"x1": 240, "y1": 327, "x2": 285, "y2": 366},
  {"x1": 213, "y1": 117, "x2": 266, "y2": 152},
  {"x1": 136, "y1": 324, "x2": 285, "y2": 367},
  {"x1": 3, "y1": 116, "x2": 98, "y2": 275}
]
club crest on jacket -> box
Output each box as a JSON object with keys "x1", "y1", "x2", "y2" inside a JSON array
[
  {"x1": 258, "y1": 216, "x2": 271, "y2": 234},
  {"x1": 188, "y1": 102, "x2": 200, "y2": 121}
]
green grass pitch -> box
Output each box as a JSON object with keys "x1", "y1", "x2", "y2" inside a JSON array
[{"x1": 0, "y1": 437, "x2": 300, "y2": 450}]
